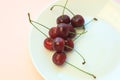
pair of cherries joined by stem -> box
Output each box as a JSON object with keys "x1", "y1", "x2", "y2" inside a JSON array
[
  {"x1": 28, "y1": 0, "x2": 97, "y2": 78},
  {"x1": 57, "y1": 14, "x2": 85, "y2": 28}
]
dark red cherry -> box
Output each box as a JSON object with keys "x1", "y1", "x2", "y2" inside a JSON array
[
  {"x1": 44, "y1": 38, "x2": 53, "y2": 50},
  {"x1": 57, "y1": 15, "x2": 70, "y2": 24},
  {"x1": 67, "y1": 24, "x2": 76, "y2": 39},
  {"x1": 49, "y1": 27, "x2": 57, "y2": 39},
  {"x1": 52, "y1": 37, "x2": 65, "y2": 52},
  {"x1": 52, "y1": 52, "x2": 66, "y2": 65},
  {"x1": 71, "y1": 14, "x2": 85, "y2": 27},
  {"x1": 64, "y1": 39, "x2": 74, "y2": 52},
  {"x1": 57, "y1": 23, "x2": 69, "y2": 39}
]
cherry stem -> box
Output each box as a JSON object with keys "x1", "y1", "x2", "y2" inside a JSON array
[
  {"x1": 31, "y1": 20, "x2": 50, "y2": 30},
  {"x1": 28, "y1": 13, "x2": 50, "y2": 30},
  {"x1": 50, "y1": 5, "x2": 75, "y2": 16},
  {"x1": 73, "y1": 18, "x2": 98, "y2": 41},
  {"x1": 73, "y1": 31, "x2": 87, "y2": 41},
  {"x1": 62, "y1": 0, "x2": 68, "y2": 16},
  {"x1": 65, "y1": 45, "x2": 86, "y2": 64},
  {"x1": 69, "y1": 31, "x2": 87, "y2": 35},
  {"x1": 29, "y1": 17, "x2": 50, "y2": 30},
  {"x1": 28, "y1": 13, "x2": 80, "y2": 36},
  {"x1": 28, "y1": 13, "x2": 48, "y2": 38},
  {"x1": 65, "y1": 61, "x2": 96, "y2": 79},
  {"x1": 85, "y1": 18, "x2": 98, "y2": 26}
]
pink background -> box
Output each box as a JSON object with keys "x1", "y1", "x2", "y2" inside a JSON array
[
  {"x1": 0, "y1": 0, "x2": 120, "y2": 80},
  {"x1": 0, "y1": 0, "x2": 54, "y2": 80}
]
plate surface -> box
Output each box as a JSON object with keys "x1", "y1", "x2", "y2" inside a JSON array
[{"x1": 29, "y1": 0, "x2": 120, "y2": 80}]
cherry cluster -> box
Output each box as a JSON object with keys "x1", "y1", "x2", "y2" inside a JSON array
[
  {"x1": 44, "y1": 0, "x2": 86, "y2": 65},
  {"x1": 28, "y1": 0, "x2": 97, "y2": 78},
  {"x1": 44, "y1": 14, "x2": 85, "y2": 65}
]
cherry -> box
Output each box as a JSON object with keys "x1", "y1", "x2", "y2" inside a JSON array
[
  {"x1": 52, "y1": 37, "x2": 65, "y2": 52},
  {"x1": 52, "y1": 52, "x2": 66, "y2": 65},
  {"x1": 57, "y1": 23, "x2": 69, "y2": 39},
  {"x1": 73, "y1": 18, "x2": 98, "y2": 41},
  {"x1": 28, "y1": 12, "x2": 97, "y2": 79},
  {"x1": 57, "y1": 15, "x2": 70, "y2": 24},
  {"x1": 71, "y1": 14, "x2": 85, "y2": 28},
  {"x1": 49, "y1": 27, "x2": 57, "y2": 39},
  {"x1": 56, "y1": 0, "x2": 70, "y2": 24},
  {"x1": 64, "y1": 39, "x2": 74, "y2": 52},
  {"x1": 28, "y1": 13, "x2": 86, "y2": 64},
  {"x1": 44, "y1": 38, "x2": 53, "y2": 50},
  {"x1": 67, "y1": 24, "x2": 76, "y2": 39}
]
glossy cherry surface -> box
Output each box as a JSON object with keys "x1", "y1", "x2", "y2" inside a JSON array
[
  {"x1": 71, "y1": 14, "x2": 85, "y2": 27},
  {"x1": 52, "y1": 52, "x2": 66, "y2": 65},
  {"x1": 57, "y1": 23, "x2": 69, "y2": 39},
  {"x1": 57, "y1": 15, "x2": 70, "y2": 24},
  {"x1": 64, "y1": 39, "x2": 74, "y2": 52},
  {"x1": 67, "y1": 24, "x2": 76, "y2": 39},
  {"x1": 52, "y1": 37, "x2": 65, "y2": 52},
  {"x1": 49, "y1": 27, "x2": 57, "y2": 39},
  {"x1": 44, "y1": 38, "x2": 53, "y2": 50}
]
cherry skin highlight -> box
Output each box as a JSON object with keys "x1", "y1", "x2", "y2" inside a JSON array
[
  {"x1": 71, "y1": 14, "x2": 85, "y2": 27},
  {"x1": 57, "y1": 23, "x2": 69, "y2": 39},
  {"x1": 44, "y1": 38, "x2": 53, "y2": 50},
  {"x1": 67, "y1": 24, "x2": 76, "y2": 39},
  {"x1": 49, "y1": 27, "x2": 57, "y2": 39},
  {"x1": 57, "y1": 15, "x2": 70, "y2": 24},
  {"x1": 52, "y1": 37, "x2": 65, "y2": 52},
  {"x1": 52, "y1": 52, "x2": 66, "y2": 65},
  {"x1": 64, "y1": 39, "x2": 74, "y2": 52}
]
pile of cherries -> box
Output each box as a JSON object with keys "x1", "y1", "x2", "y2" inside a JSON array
[
  {"x1": 45, "y1": 15, "x2": 85, "y2": 65},
  {"x1": 46, "y1": 2, "x2": 86, "y2": 65},
  {"x1": 28, "y1": 0, "x2": 97, "y2": 79}
]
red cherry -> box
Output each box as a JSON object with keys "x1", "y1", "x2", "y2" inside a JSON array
[
  {"x1": 71, "y1": 14, "x2": 85, "y2": 27},
  {"x1": 52, "y1": 37, "x2": 65, "y2": 52},
  {"x1": 57, "y1": 15, "x2": 70, "y2": 24},
  {"x1": 44, "y1": 38, "x2": 53, "y2": 50},
  {"x1": 52, "y1": 52, "x2": 66, "y2": 65},
  {"x1": 57, "y1": 23, "x2": 69, "y2": 39},
  {"x1": 64, "y1": 39, "x2": 74, "y2": 52},
  {"x1": 67, "y1": 24, "x2": 76, "y2": 39},
  {"x1": 49, "y1": 27, "x2": 57, "y2": 39}
]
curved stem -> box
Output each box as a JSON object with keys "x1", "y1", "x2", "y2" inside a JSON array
[
  {"x1": 50, "y1": 5, "x2": 75, "y2": 16},
  {"x1": 84, "y1": 18, "x2": 98, "y2": 26},
  {"x1": 69, "y1": 31, "x2": 87, "y2": 35},
  {"x1": 73, "y1": 18, "x2": 98, "y2": 41},
  {"x1": 28, "y1": 13, "x2": 48, "y2": 38},
  {"x1": 65, "y1": 45, "x2": 86, "y2": 64},
  {"x1": 28, "y1": 13, "x2": 50, "y2": 30},
  {"x1": 73, "y1": 31, "x2": 87, "y2": 41},
  {"x1": 65, "y1": 61, "x2": 96, "y2": 79},
  {"x1": 31, "y1": 20, "x2": 50, "y2": 30},
  {"x1": 62, "y1": 0, "x2": 68, "y2": 16}
]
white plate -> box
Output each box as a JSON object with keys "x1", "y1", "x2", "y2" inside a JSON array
[{"x1": 29, "y1": 0, "x2": 120, "y2": 80}]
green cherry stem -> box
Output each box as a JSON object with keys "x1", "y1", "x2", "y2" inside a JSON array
[
  {"x1": 65, "y1": 61, "x2": 96, "y2": 79},
  {"x1": 28, "y1": 13, "x2": 48, "y2": 37},
  {"x1": 73, "y1": 18, "x2": 98, "y2": 41},
  {"x1": 62, "y1": 0, "x2": 68, "y2": 16},
  {"x1": 50, "y1": 5, "x2": 75, "y2": 16},
  {"x1": 28, "y1": 13, "x2": 85, "y2": 35},
  {"x1": 28, "y1": 13, "x2": 50, "y2": 30},
  {"x1": 73, "y1": 31, "x2": 87, "y2": 41},
  {"x1": 31, "y1": 20, "x2": 50, "y2": 30},
  {"x1": 28, "y1": 13, "x2": 96, "y2": 78},
  {"x1": 85, "y1": 18, "x2": 98, "y2": 26},
  {"x1": 65, "y1": 45, "x2": 86, "y2": 64}
]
